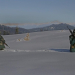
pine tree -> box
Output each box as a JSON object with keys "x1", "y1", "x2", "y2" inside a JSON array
[
  {"x1": 15, "y1": 27, "x2": 19, "y2": 34},
  {"x1": 3, "y1": 31, "x2": 7, "y2": 35},
  {"x1": 0, "y1": 31, "x2": 1, "y2": 34}
]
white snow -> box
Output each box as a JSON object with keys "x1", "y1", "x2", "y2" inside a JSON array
[{"x1": 0, "y1": 30, "x2": 74, "y2": 75}]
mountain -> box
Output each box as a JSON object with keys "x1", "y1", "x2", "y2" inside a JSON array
[
  {"x1": 0, "y1": 25, "x2": 29, "y2": 35},
  {"x1": 0, "y1": 23, "x2": 75, "y2": 35},
  {"x1": 28, "y1": 23, "x2": 75, "y2": 32}
]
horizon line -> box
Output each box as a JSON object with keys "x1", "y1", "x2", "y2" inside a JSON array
[{"x1": 0, "y1": 21, "x2": 75, "y2": 26}]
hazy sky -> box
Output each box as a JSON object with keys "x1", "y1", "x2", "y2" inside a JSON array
[{"x1": 0, "y1": 0, "x2": 75, "y2": 25}]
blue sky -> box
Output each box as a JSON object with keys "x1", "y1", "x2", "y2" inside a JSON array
[{"x1": 0, "y1": 0, "x2": 75, "y2": 28}]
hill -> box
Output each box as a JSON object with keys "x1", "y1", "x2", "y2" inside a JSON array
[
  {"x1": 0, "y1": 23, "x2": 75, "y2": 34},
  {"x1": 28, "y1": 23, "x2": 75, "y2": 32},
  {"x1": 0, "y1": 25, "x2": 29, "y2": 34}
]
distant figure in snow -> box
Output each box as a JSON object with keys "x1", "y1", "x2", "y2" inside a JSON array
[
  {"x1": 0, "y1": 35, "x2": 5, "y2": 50},
  {"x1": 69, "y1": 29, "x2": 75, "y2": 52},
  {"x1": 24, "y1": 33, "x2": 30, "y2": 41}
]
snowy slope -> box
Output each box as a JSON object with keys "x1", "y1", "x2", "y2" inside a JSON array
[
  {"x1": 0, "y1": 30, "x2": 75, "y2": 75},
  {"x1": 3, "y1": 30, "x2": 70, "y2": 52}
]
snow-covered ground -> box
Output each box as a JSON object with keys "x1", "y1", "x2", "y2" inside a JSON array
[{"x1": 0, "y1": 30, "x2": 75, "y2": 75}]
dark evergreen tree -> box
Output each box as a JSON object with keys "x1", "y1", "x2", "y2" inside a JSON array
[
  {"x1": 3, "y1": 31, "x2": 7, "y2": 35},
  {"x1": 3, "y1": 31, "x2": 10, "y2": 35},
  {"x1": 15, "y1": 27, "x2": 19, "y2": 34},
  {"x1": 0, "y1": 31, "x2": 1, "y2": 34}
]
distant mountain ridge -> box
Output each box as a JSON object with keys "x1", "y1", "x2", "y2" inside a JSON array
[
  {"x1": 0, "y1": 25, "x2": 28, "y2": 34},
  {"x1": 28, "y1": 23, "x2": 75, "y2": 32},
  {"x1": 0, "y1": 23, "x2": 75, "y2": 34}
]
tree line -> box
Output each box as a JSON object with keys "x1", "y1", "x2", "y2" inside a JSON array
[{"x1": 0, "y1": 27, "x2": 19, "y2": 35}]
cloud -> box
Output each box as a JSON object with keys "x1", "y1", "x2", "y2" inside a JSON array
[
  {"x1": 2, "y1": 20, "x2": 74, "y2": 26},
  {"x1": 0, "y1": 21, "x2": 61, "y2": 26},
  {"x1": 50, "y1": 20, "x2": 62, "y2": 24},
  {"x1": 0, "y1": 23, "x2": 51, "y2": 26},
  {"x1": 1, "y1": 23, "x2": 19, "y2": 25}
]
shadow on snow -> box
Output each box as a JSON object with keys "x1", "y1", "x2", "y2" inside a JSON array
[{"x1": 50, "y1": 49, "x2": 70, "y2": 52}]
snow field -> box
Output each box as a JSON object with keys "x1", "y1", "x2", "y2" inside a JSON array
[{"x1": 0, "y1": 30, "x2": 74, "y2": 75}]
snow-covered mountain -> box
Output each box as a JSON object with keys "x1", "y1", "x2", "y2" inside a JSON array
[{"x1": 28, "y1": 23, "x2": 75, "y2": 32}]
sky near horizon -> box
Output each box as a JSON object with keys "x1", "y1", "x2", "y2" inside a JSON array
[{"x1": 0, "y1": 0, "x2": 75, "y2": 25}]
